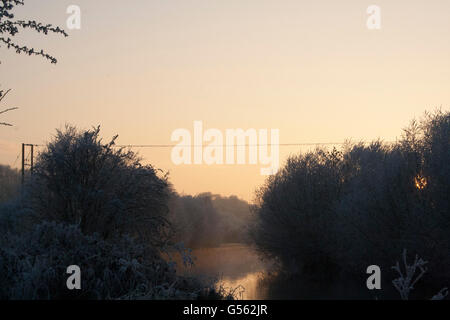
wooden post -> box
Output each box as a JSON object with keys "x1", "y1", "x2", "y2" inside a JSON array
[
  {"x1": 21, "y1": 143, "x2": 25, "y2": 185},
  {"x1": 30, "y1": 144, "x2": 34, "y2": 175}
]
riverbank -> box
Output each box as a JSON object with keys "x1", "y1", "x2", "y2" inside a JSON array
[{"x1": 176, "y1": 244, "x2": 270, "y2": 299}]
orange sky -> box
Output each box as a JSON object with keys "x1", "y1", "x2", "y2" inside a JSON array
[{"x1": 1, "y1": 0, "x2": 449, "y2": 201}]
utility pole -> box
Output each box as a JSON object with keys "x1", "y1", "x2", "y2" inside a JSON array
[
  {"x1": 21, "y1": 143, "x2": 24, "y2": 184},
  {"x1": 21, "y1": 143, "x2": 35, "y2": 185},
  {"x1": 30, "y1": 144, "x2": 34, "y2": 175}
]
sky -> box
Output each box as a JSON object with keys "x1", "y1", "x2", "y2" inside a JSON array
[{"x1": 1, "y1": 0, "x2": 449, "y2": 201}]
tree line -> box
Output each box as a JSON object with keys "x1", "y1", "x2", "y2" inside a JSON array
[{"x1": 250, "y1": 110, "x2": 450, "y2": 299}]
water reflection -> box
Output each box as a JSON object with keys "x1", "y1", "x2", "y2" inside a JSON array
[
  {"x1": 177, "y1": 244, "x2": 268, "y2": 300},
  {"x1": 219, "y1": 272, "x2": 264, "y2": 300}
]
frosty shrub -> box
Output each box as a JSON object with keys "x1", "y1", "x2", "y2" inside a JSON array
[
  {"x1": 0, "y1": 200, "x2": 25, "y2": 236},
  {"x1": 250, "y1": 148, "x2": 343, "y2": 280},
  {"x1": 0, "y1": 164, "x2": 20, "y2": 203},
  {"x1": 0, "y1": 125, "x2": 232, "y2": 300},
  {"x1": 25, "y1": 126, "x2": 172, "y2": 246},
  {"x1": 0, "y1": 221, "x2": 214, "y2": 299},
  {"x1": 392, "y1": 250, "x2": 448, "y2": 300},
  {"x1": 418, "y1": 111, "x2": 450, "y2": 279},
  {"x1": 334, "y1": 143, "x2": 425, "y2": 276},
  {"x1": 336, "y1": 111, "x2": 450, "y2": 293}
]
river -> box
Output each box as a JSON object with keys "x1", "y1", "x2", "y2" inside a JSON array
[{"x1": 177, "y1": 244, "x2": 269, "y2": 300}]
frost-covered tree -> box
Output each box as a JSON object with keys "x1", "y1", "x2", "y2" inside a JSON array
[
  {"x1": 250, "y1": 148, "x2": 343, "y2": 279},
  {"x1": 0, "y1": 125, "x2": 234, "y2": 300},
  {"x1": 335, "y1": 111, "x2": 450, "y2": 297},
  {"x1": 25, "y1": 126, "x2": 172, "y2": 247},
  {"x1": 251, "y1": 110, "x2": 450, "y2": 299}
]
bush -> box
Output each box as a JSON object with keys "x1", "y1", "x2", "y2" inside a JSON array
[
  {"x1": 0, "y1": 221, "x2": 214, "y2": 300},
  {"x1": 0, "y1": 165, "x2": 20, "y2": 203},
  {"x1": 251, "y1": 110, "x2": 450, "y2": 299},
  {"x1": 0, "y1": 125, "x2": 231, "y2": 300},
  {"x1": 251, "y1": 149, "x2": 343, "y2": 279},
  {"x1": 24, "y1": 126, "x2": 172, "y2": 246}
]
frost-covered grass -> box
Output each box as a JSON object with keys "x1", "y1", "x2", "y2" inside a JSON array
[
  {"x1": 0, "y1": 165, "x2": 20, "y2": 204},
  {"x1": 0, "y1": 220, "x2": 228, "y2": 300},
  {"x1": 0, "y1": 126, "x2": 231, "y2": 300},
  {"x1": 392, "y1": 250, "x2": 448, "y2": 300}
]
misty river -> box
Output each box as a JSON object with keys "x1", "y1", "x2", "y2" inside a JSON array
[{"x1": 177, "y1": 244, "x2": 269, "y2": 300}]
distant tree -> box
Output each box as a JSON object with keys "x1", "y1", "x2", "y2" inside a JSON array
[{"x1": 169, "y1": 193, "x2": 252, "y2": 248}]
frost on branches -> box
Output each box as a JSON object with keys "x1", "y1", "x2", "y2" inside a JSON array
[{"x1": 392, "y1": 249, "x2": 448, "y2": 300}]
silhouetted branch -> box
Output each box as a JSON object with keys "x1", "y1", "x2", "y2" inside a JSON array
[
  {"x1": 0, "y1": 0, "x2": 67, "y2": 63},
  {"x1": 0, "y1": 106, "x2": 18, "y2": 115},
  {"x1": 0, "y1": 88, "x2": 18, "y2": 126},
  {"x1": 0, "y1": 88, "x2": 12, "y2": 102},
  {"x1": 392, "y1": 249, "x2": 428, "y2": 300}
]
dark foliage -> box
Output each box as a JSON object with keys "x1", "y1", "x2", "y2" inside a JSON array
[
  {"x1": 0, "y1": 126, "x2": 228, "y2": 300},
  {"x1": 25, "y1": 126, "x2": 172, "y2": 247},
  {"x1": 251, "y1": 110, "x2": 450, "y2": 299},
  {"x1": 169, "y1": 193, "x2": 252, "y2": 248},
  {"x1": 0, "y1": 164, "x2": 20, "y2": 203}
]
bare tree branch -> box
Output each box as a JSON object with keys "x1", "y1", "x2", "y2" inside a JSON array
[{"x1": 0, "y1": 88, "x2": 18, "y2": 126}]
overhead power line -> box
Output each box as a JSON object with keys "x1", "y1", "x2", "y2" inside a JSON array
[
  {"x1": 116, "y1": 142, "x2": 346, "y2": 148},
  {"x1": 29, "y1": 141, "x2": 395, "y2": 148}
]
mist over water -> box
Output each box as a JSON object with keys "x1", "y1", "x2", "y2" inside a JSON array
[
  {"x1": 177, "y1": 244, "x2": 270, "y2": 300},
  {"x1": 1, "y1": 0, "x2": 450, "y2": 303}
]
